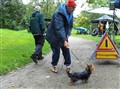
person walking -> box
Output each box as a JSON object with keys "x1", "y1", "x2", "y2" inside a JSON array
[
  {"x1": 29, "y1": 6, "x2": 46, "y2": 64},
  {"x1": 45, "y1": 0, "x2": 76, "y2": 73}
]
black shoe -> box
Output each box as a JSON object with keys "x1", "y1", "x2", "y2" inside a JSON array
[
  {"x1": 38, "y1": 56, "x2": 44, "y2": 60},
  {"x1": 30, "y1": 55, "x2": 38, "y2": 64}
]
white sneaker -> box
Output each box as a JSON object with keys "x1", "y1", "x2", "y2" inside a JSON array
[{"x1": 66, "y1": 65, "x2": 72, "y2": 73}]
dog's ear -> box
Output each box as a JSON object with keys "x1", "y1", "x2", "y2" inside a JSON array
[
  {"x1": 89, "y1": 64, "x2": 92, "y2": 67},
  {"x1": 90, "y1": 64, "x2": 95, "y2": 71},
  {"x1": 87, "y1": 64, "x2": 90, "y2": 67},
  {"x1": 89, "y1": 64, "x2": 93, "y2": 67},
  {"x1": 89, "y1": 64, "x2": 93, "y2": 68}
]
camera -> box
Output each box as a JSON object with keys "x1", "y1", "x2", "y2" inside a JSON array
[{"x1": 109, "y1": 0, "x2": 120, "y2": 10}]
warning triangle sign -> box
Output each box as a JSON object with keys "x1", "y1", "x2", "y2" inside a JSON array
[
  {"x1": 97, "y1": 33, "x2": 116, "y2": 50},
  {"x1": 90, "y1": 33, "x2": 120, "y2": 60}
]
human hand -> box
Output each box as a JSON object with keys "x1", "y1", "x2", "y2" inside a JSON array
[
  {"x1": 66, "y1": 35, "x2": 69, "y2": 41},
  {"x1": 43, "y1": 33, "x2": 46, "y2": 36},
  {"x1": 64, "y1": 40, "x2": 69, "y2": 48}
]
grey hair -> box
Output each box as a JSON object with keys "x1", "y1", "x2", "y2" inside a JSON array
[{"x1": 34, "y1": 6, "x2": 41, "y2": 11}]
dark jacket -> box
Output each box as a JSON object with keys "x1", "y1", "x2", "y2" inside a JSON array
[
  {"x1": 45, "y1": 3, "x2": 73, "y2": 47},
  {"x1": 30, "y1": 11, "x2": 46, "y2": 35}
]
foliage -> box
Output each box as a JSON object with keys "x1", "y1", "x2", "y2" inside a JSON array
[
  {"x1": 40, "y1": 0, "x2": 63, "y2": 19},
  {"x1": 74, "y1": 14, "x2": 91, "y2": 29},
  {"x1": 0, "y1": 0, "x2": 66, "y2": 30},
  {"x1": 73, "y1": 11, "x2": 102, "y2": 32},
  {"x1": 0, "y1": 29, "x2": 51, "y2": 75},
  {"x1": 0, "y1": 0, "x2": 26, "y2": 30},
  {"x1": 87, "y1": 0, "x2": 109, "y2": 8}
]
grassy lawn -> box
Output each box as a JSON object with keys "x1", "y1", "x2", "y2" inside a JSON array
[
  {"x1": 71, "y1": 29, "x2": 120, "y2": 48},
  {"x1": 0, "y1": 29, "x2": 51, "y2": 75}
]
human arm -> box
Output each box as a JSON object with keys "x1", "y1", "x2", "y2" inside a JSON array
[
  {"x1": 38, "y1": 13, "x2": 46, "y2": 34},
  {"x1": 54, "y1": 13, "x2": 67, "y2": 44}
]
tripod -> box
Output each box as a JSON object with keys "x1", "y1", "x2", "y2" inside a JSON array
[
  {"x1": 106, "y1": 9, "x2": 120, "y2": 43},
  {"x1": 112, "y1": 9, "x2": 120, "y2": 43}
]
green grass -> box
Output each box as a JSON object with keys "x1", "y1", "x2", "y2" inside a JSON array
[
  {"x1": 71, "y1": 30, "x2": 120, "y2": 48},
  {"x1": 0, "y1": 29, "x2": 51, "y2": 75}
]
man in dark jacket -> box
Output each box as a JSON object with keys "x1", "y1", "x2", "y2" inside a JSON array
[
  {"x1": 29, "y1": 6, "x2": 46, "y2": 64},
  {"x1": 46, "y1": 0, "x2": 76, "y2": 73}
]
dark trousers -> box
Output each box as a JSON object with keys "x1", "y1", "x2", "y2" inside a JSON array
[
  {"x1": 33, "y1": 34, "x2": 44, "y2": 57},
  {"x1": 51, "y1": 45, "x2": 71, "y2": 66}
]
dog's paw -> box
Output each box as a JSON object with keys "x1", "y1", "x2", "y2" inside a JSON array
[
  {"x1": 82, "y1": 80, "x2": 88, "y2": 83},
  {"x1": 85, "y1": 80, "x2": 88, "y2": 83},
  {"x1": 69, "y1": 82, "x2": 73, "y2": 86},
  {"x1": 69, "y1": 80, "x2": 74, "y2": 86}
]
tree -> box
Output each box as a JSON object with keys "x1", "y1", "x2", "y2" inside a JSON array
[
  {"x1": 0, "y1": 0, "x2": 68, "y2": 30},
  {"x1": 27, "y1": 0, "x2": 65, "y2": 19},
  {"x1": 1, "y1": 0, "x2": 26, "y2": 30},
  {"x1": 74, "y1": 14, "x2": 90, "y2": 29},
  {"x1": 87, "y1": 0, "x2": 109, "y2": 8}
]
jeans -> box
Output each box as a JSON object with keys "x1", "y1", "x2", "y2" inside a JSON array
[{"x1": 51, "y1": 45, "x2": 71, "y2": 66}]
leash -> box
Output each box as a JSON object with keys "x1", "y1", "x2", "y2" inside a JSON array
[
  {"x1": 69, "y1": 48, "x2": 88, "y2": 68},
  {"x1": 57, "y1": 48, "x2": 90, "y2": 73}
]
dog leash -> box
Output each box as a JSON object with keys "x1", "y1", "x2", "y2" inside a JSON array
[
  {"x1": 57, "y1": 48, "x2": 90, "y2": 73},
  {"x1": 69, "y1": 48, "x2": 88, "y2": 68}
]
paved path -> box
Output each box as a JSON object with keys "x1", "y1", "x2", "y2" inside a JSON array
[{"x1": 1, "y1": 36, "x2": 120, "y2": 89}]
